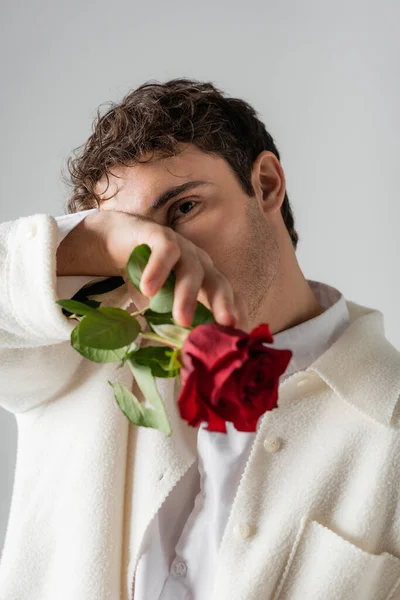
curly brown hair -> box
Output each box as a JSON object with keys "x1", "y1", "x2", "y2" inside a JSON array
[{"x1": 62, "y1": 78, "x2": 299, "y2": 250}]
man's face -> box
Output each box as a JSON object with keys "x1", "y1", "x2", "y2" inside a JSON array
[{"x1": 96, "y1": 143, "x2": 281, "y2": 325}]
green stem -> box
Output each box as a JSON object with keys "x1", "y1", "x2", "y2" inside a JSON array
[{"x1": 129, "y1": 303, "x2": 151, "y2": 318}]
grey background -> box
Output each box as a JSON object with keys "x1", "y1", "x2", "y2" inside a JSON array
[{"x1": 1, "y1": 0, "x2": 399, "y2": 557}]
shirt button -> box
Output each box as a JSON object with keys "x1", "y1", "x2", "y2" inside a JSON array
[
  {"x1": 24, "y1": 222, "x2": 37, "y2": 239},
  {"x1": 173, "y1": 559, "x2": 187, "y2": 576},
  {"x1": 263, "y1": 437, "x2": 282, "y2": 453},
  {"x1": 234, "y1": 522, "x2": 253, "y2": 539}
]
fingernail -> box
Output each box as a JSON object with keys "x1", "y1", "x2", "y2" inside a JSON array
[
  {"x1": 142, "y1": 279, "x2": 156, "y2": 296},
  {"x1": 217, "y1": 311, "x2": 232, "y2": 325}
]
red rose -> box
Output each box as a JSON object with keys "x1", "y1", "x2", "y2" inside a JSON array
[{"x1": 178, "y1": 323, "x2": 292, "y2": 433}]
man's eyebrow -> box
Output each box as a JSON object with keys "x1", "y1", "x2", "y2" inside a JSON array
[{"x1": 148, "y1": 180, "x2": 212, "y2": 214}]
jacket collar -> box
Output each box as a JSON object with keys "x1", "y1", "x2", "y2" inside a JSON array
[{"x1": 306, "y1": 300, "x2": 400, "y2": 427}]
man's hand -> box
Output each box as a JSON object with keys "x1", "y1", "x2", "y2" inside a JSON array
[{"x1": 56, "y1": 209, "x2": 249, "y2": 330}]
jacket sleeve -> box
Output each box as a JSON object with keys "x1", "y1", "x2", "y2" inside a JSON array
[
  {"x1": 0, "y1": 210, "x2": 130, "y2": 414},
  {"x1": 0, "y1": 213, "x2": 80, "y2": 349}
]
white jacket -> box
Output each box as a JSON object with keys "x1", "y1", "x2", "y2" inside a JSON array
[
  {"x1": 50, "y1": 209, "x2": 354, "y2": 600},
  {"x1": 0, "y1": 212, "x2": 400, "y2": 600}
]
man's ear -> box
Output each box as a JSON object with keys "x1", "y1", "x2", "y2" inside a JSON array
[{"x1": 251, "y1": 151, "x2": 286, "y2": 216}]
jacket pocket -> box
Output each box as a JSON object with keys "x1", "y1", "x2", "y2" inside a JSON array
[{"x1": 272, "y1": 515, "x2": 400, "y2": 600}]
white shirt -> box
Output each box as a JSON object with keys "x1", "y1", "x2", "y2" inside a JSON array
[{"x1": 54, "y1": 209, "x2": 350, "y2": 600}]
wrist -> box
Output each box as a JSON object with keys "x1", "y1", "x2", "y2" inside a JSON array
[{"x1": 56, "y1": 211, "x2": 116, "y2": 277}]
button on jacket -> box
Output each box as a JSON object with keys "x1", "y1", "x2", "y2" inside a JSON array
[{"x1": 0, "y1": 211, "x2": 399, "y2": 600}]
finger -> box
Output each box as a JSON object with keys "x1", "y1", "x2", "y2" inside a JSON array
[
  {"x1": 171, "y1": 255, "x2": 205, "y2": 327},
  {"x1": 139, "y1": 233, "x2": 181, "y2": 297},
  {"x1": 200, "y1": 260, "x2": 237, "y2": 327}
]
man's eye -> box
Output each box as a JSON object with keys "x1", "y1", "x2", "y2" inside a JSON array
[{"x1": 171, "y1": 199, "x2": 197, "y2": 222}]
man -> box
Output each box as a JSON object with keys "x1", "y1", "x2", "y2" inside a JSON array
[{"x1": 0, "y1": 78, "x2": 399, "y2": 600}]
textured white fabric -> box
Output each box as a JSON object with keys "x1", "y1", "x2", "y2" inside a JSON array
[
  {"x1": 134, "y1": 281, "x2": 350, "y2": 600},
  {"x1": 0, "y1": 212, "x2": 399, "y2": 600}
]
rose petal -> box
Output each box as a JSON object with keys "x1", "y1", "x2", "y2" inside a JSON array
[{"x1": 182, "y1": 323, "x2": 246, "y2": 371}]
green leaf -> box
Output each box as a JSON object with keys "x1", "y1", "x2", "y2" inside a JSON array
[
  {"x1": 191, "y1": 301, "x2": 216, "y2": 326},
  {"x1": 126, "y1": 244, "x2": 175, "y2": 314},
  {"x1": 127, "y1": 358, "x2": 170, "y2": 417},
  {"x1": 148, "y1": 280, "x2": 175, "y2": 313},
  {"x1": 84, "y1": 299, "x2": 102, "y2": 309},
  {"x1": 56, "y1": 299, "x2": 100, "y2": 317},
  {"x1": 108, "y1": 381, "x2": 171, "y2": 434},
  {"x1": 78, "y1": 307, "x2": 141, "y2": 349},
  {"x1": 127, "y1": 346, "x2": 180, "y2": 378},
  {"x1": 144, "y1": 301, "x2": 215, "y2": 328},
  {"x1": 71, "y1": 327, "x2": 132, "y2": 363},
  {"x1": 143, "y1": 309, "x2": 175, "y2": 326},
  {"x1": 125, "y1": 244, "x2": 152, "y2": 292},
  {"x1": 148, "y1": 323, "x2": 190, "y2": 348}
]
